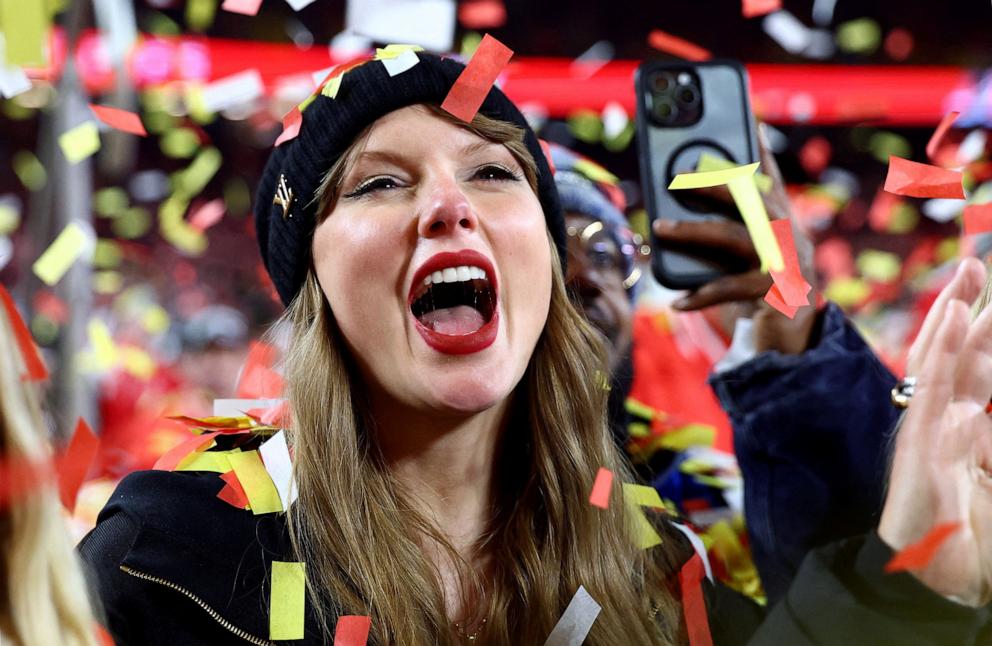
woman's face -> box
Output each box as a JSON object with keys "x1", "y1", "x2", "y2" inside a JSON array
[{"x1": 312, "y1": 106, "x2": 552, "y2": 414}]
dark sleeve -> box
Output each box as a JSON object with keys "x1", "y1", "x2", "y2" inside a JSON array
[
  {"x1": 78, "y1": 512, "x2": 142, "y2": 646},
  {"x1": 708, "y1": 303, "x2": 901, "y2": 602},
  {"x1": 747, "y1": 532, "x2": 992, "y2": 645}
]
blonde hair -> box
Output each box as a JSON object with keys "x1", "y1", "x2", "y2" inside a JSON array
[
  {"x1": 280, "y1": 105, "x2": 685, "y2": 644},
  {"x1": 0, "y1": 307, "x2": 100, "y2": 646}
]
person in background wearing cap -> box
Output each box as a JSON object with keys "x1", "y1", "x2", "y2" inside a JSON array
[
  {"x1": 553, "y1": 142, "x2": 901, "y2": 605},
  {"x1": 78, "y1": 50, "x2": 992, "y2": 645}
]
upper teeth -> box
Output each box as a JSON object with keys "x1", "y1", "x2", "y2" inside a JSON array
[{"x1": 424, "y1": 265, "x2": 488, "y2": 286}]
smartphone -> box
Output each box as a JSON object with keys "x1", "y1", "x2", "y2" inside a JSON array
[{"x1": 634, "y1": 59, "x2": 760, "y2": 290}]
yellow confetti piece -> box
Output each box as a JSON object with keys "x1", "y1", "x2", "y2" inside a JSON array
[
  {"x1": 823, "y1": 277, "x2": 871, "y2": 308},
  {"x1": 176, "y1": 450, "x2": 236, "y2": 473},
  {"x1": 0, "y1": 0, "x2": 49, "y2": 66},
  {"x1": 623, "y1": 483, "x2": 665, "y2": 509},
  {"x1": 141, "y1": 305, "x2": 171, "y2": 335},
  {"x1": 228, "y1": 450, "x2": 283, "y2": 515},
  {"x1": 669, "y1": 162, "x2": 784, "y2": 273},
  {"x1": 13, "y1": 150, "x2": 46, "y2": 191},
  {"x1": 696, "y1": 152, "x2": 772, "y2": 193},
  {"x1": 573, "y1": 157, "x2": 620, "y2": 185},
  {"x1": 175, "y1": 440, "x2": 218, "y2": 471},
  {"x1": 57, "y1": 121, "x2": 101, "y2": 164},
  {"x1": 624, "y1": 398, "x2": 656, "y2": 421},
  {"x1": 628, "y1": 422, "x2": 650, "y2": 439},
  {"x1": 32, "y1": 221, "x2": 92, "y2": 286},
  {"x1": 320, "y1": 75, "x2": 342, "y2": 99},
  {"x1": 856, "y1": 249, "x2": 901, "y2": 283},
  {"x1": 93, "y1": 270, "x2": 123, "y2": 295},
  {"x1": 270, "y1": 561, "x2": 306, "y2": 641},
  {"x1": 374, "y1": 43, "x2": 424, "y2": 59},
  {"x1": 622, "y1": 483, "x2": 665, "y2": 549},
  {"x1": 658, "y1": 424, "x2": 716, "y2": 451},
  {"x1": 0, "y1": 202, "x2": 19, "y2": 235},
  {"x1": 121, "y1": 346, "x2": 156, "y2": 379}
]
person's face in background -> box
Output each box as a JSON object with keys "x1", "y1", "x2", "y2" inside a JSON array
[{"x1": 565, "y1": 213, "x2": 633, "y2": 372}]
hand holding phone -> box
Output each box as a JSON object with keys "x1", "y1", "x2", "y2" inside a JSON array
[{"x1": 635, "y1": 59, "x2": 818, "y2": 353}]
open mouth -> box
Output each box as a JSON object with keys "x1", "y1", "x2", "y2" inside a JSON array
[
  {"x1": 410, "y1": 265, "x2": 496, "y2": 335},
  {"x1": 408, "y1": 251, "x2": 499, "y2": 355}
]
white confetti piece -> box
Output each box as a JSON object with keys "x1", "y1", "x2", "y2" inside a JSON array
[
  {"x1": 259, "y1": 430, "x2": 298, "y2": 510},
  {"x1": 544, "y1": 586, "x2": 601, "y2": 646},
  {"x1": 199, "y1": 69, "x2": 264, "y2": 114},
  {"x1": 381, "y1": 48, "x2": 420, "y2": 77}
]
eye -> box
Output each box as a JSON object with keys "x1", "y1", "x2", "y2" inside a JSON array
[
  {"x1": 472, "y1": 164, "x2": 520, "y2": 182},
  {"x1": 343, "y1": 176, "x2": 402, "y2": 198}
]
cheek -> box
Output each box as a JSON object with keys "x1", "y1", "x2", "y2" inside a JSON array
[{"x1": 312, "y1": 217, "x2": 402, "y2": 346}]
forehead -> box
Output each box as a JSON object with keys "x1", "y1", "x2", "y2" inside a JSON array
[{"x1": 360, "y1": 105, "x2": 496, "y2": 154}]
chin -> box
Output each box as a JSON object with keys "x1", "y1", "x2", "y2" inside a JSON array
[{"x1": 426, "y1": 371, "x2": 511, "y2": 414}]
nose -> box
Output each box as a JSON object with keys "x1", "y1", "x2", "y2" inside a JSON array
[{"x1": 417, "y1": 176, "x2": 478, "y2": 238}]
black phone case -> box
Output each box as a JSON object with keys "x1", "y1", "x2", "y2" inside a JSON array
[{"x1": 634, "y1": 59, "x2": 760, "y2": 290}]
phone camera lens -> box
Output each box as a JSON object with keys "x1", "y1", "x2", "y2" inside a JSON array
[
  {"x1": 651, "y1": 96, "x2": 678, "y2": 121},
  {"x1": 651, "y1": 72, "x2": 675, "y2": 92},
  {"x1": 676, "y1": 85, "x2": 700, "y2": 109}
]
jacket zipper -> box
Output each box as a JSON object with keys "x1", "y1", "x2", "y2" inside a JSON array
[{"x1": 120, "y1": 565, "x2": 276, "y2": 646}]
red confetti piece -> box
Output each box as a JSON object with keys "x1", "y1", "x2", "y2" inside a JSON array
[
  {"x1": 33, "y1": 290, "x2": 68, "y2": 324},
  {"x1": 588, "y1": 467, "x2": 613, "y2": 509},
  {"x1": 274, "y1": 106, "x2": 302, "y2": 147},
  {"x1": 763, "y1": 283, "x2": 799, "y2": 319},
  {"x1": 221, "y1": 0, "x2": 263, "y2": 15},
  {"x1": 647, "y1": 30, "x2": 712, "y2": 62},
  {"x1": 441, "y1": 34, "x2": 514, "y2": 123},
  {"x1": 926, "y1": 111, "x2": 959, "y2": 164},
  {"x1": 768, "y1": 219, "x2": 812, "y2": 308},
  {"x1": 236, "y1": 341, "x2": 284, "y2": 399},
  {"x1": 885, "y1": 521, "x2": 962, "y2": 573},
  {"x1": 57, "y1": 418, "x2": 100, "y2": 513},
  {"x1": 89, "y1": 104, "x2": 147, "y2": 137},
  {"x1": 0, "y1": 454, "x2": 54, "y2": 510},
  {"x1": 867, "y1": 189, "x2": 899, "y2": 233},
  {"x1": 539, "y1": 139, "x2": 555, "y2": 175},
  {"x1": 334, "y1": 615, "x2": 371, "y2": 646},
  {"x1": 883, "y1": 156, "x2": 965, "y2": 200},
  {"x1": 964, "y1": 203, "x2": 992, "y2": 236},
  {"x1": 153, "y1": 431, "x2": 218, "y2": 471},
  {"x1": 0, "y1": 284, "x2": 48, "y2": 381},
  {"x1": 678, "y1": 553, "x2": 713, "y2": 646},
  {"x1": 742, "y1": 0, "x2": 781, "y2": 19},
  {"x1": 217, "y1": 470, "x2": 250, "y2": 508},
  {"x1": 261, "y1": 400, "x2": 291, "y2": 427},
  {"x1": 458, "y1": 0, "x2": 507, "y2": 29},
  {"x1": 798, "y1": 136, "x2": 831, "y2": 178},
  {"x1": 188, "y1": 198, "x2": 226, "y2": 232},
  {"x1": 94, "y1": 622, "x2": 116, "y2": 646}
]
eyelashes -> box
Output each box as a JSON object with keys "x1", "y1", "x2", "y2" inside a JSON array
[{"x1": 342, "y1": 164, "x2": 522, "y2": 200}]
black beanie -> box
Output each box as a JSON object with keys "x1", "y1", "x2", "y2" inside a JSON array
[{"x1": 254, "y1": 51, "x2": 565, "y2": 306}]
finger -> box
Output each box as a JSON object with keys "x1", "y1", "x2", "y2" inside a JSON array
[
  {"x1": 955, "y1": 277, "x2": 992, "y2": 404},
  {"x1": 654, "y1": 218, "x2": 758, "y2": 262},
  {"x1": 907, "y1": 258, "x2": 987, "y2": 376},
  {"x1": 690, "y1": 185, "x2": 734, "y2": 206},
  {"x1": 906, "y1": 298, "x2": 971, "y2": 443},
  {"x1": 673, "y1": 271, "x2": 772, "y2": 310}
]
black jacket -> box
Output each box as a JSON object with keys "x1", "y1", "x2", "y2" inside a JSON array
[{"x1": 80, "y1": 469, "x2": 992, "y2": 645}]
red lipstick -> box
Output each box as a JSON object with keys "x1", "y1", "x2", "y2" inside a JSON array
[{"x1": 408, "y1": 249, "x2": 499, "y2": 355}]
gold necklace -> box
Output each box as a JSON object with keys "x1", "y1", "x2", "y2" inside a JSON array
[{"x1": 453, "y1": 617, "x2": 486, "y2": 642}]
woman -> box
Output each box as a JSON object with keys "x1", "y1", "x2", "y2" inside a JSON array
[
  {"x1": 0, "y1": 302, "x2": 101, "y2": 645},
  {"x1": 80, "y1": 51, "x2": 991, "y2": 644}
]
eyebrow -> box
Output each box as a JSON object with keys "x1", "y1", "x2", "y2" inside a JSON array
[{"x1": 354, "y1": 140, "x2": 504, "y2": 165}]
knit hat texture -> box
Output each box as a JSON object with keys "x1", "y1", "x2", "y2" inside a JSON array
[{"x1": 254, "y1": 51, "x2": 563, "y2": 306}]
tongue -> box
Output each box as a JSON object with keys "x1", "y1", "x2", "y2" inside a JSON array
[{"x1": 419, "y1": 305, "x2": 486, "y2": 335}]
